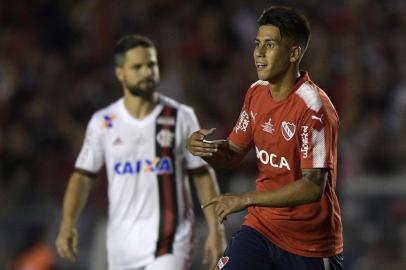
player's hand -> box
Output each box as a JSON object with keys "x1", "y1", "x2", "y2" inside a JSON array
[
  {"x1": 202, "y1": 194, "x2": 249, "y2": 224},
  {"x1": 203, "y1": 227, "x2": 227, "y2": 270},
  {"x1": 55, "y1": 225, "x2": 78, "y2": 262},
  {"x1": 186, "y1": 128, "x2": 219, "y2": 157}
]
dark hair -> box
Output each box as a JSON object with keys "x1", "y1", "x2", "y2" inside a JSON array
[
  {"x1": 114, "y1": 35, "x2": 155, "y2": 66},
  {"x1": 257, "y1": 6, "x2": 310, "y2": 50}
]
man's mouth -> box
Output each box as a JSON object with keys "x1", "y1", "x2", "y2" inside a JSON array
[{"x1": 256, "y1": 62, "x2": 267, "y2": 70}]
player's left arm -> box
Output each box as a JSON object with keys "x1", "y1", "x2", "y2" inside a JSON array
[
  {"x1": 190, "y1": 166, "x2": 226, "y2": 269},
  {"x1": 202, "y1": 168, "x2": 328, "y2": 223}
]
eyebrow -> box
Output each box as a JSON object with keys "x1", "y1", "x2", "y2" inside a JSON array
[{"x1": 255, "y1": 38, "x2": 279, "y2": 43}]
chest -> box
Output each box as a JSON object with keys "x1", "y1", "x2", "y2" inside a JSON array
[
  {"x1": 251, "y1": 102, "x2": 302, "y2": 147},
  {"x1": 102, "y1": 119, "x2": 181, "y2": 159}
]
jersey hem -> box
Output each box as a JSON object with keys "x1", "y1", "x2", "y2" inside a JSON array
[{"x1": 243, "y1": 223, "x2": 343, "y2": 258}]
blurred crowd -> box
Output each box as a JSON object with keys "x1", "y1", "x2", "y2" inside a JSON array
[{"x1": 0, "y1": 0, "x2": 405, "y2": 269}]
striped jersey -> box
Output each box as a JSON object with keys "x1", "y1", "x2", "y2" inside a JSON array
[
  {"x1": 75, "y1": 95, "x2": 205, "y2": 269},
  {"x1": 228, "y1": 72, "x2": 343, "y2": 257}
]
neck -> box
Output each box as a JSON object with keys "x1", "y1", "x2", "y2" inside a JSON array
[
  {"x1": 123, "y1": 91, "x2": 159, "y2": 120},
  {"x1": 268, "y1": 67, "x2": 300, "y2": 101}
]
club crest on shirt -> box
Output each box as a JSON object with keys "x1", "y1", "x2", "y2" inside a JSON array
[
  {"x1": 281, "y1": 121, "x2": 296, "y2": 141},
  {"x1": 215, "y1": 256, "x2": 230, "y2": 270},
  {"x1": 261, "y1": 117, "x2": 274, "y2": 134},
  {"x1": 156, "y1": 128, "x2": 174, "y2": 147},
  {"x1": 235, "y1": 110, "x2": 249, "y2": 133}
]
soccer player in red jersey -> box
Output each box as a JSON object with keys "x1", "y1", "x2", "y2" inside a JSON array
[{"x1": 187, "y1": 6, "x2": 344, "y2": 270}]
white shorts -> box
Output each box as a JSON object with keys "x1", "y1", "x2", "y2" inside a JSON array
[{"x1": 133, "y1": 254, "x2": 187, "y2": 270}]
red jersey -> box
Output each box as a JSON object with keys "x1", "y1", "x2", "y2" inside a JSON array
[{"x1": 228, "y1": 72, "x2": 343, "y2": 257}]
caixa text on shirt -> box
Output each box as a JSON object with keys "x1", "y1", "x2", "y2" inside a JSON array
[
  {"x1": 255, "y1": 146, "x2": 291, "y2": 170},
  {"x1": 114, "y1": 157, "x2": 173, "y2": 175}
]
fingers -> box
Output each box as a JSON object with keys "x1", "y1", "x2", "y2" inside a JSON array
[
  {"x1": 55, "y1": 229, "x2": 78, "y2": 262},
  {"x1": 201, "y1": 197, "x2": 219, "y2": 209},
  {"x1": 56, "y1": 238, "x2": 75, "y2": 261},
  {"x1": 218, "y1": 210, "x2": 229, "y2": 224},
  {"x1": 189, "y1": 145, "x2": 218, "y2": 157},
  {"x1": 72, "y1": 229, "x2": 78, "y2": 256},
  {"x1": 197, "y1": 128, "x2": 216, "y2": 137},
  {"x1": 203, "y1": 244, "x2": 210, "y2": 264},
  {"x1": 187, "y1": 128, "x2": 221, "y2": 157}
]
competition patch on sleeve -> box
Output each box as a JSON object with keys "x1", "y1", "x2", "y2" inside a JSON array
[{"x1": 235, "y1": 110, "x2": 250, "y2": 133}]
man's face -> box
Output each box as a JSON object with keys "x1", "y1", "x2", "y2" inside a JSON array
[
  {"x1": 116, "y1": 47, "x2": 160, "y2": 98},
  {"x1": 254, "y1": 25, "x2": 293, "y2": 82}
]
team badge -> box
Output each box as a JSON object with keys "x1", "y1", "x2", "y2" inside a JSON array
[
  {"x1": 281, "y1": 121, "x2": 296, "y2": 141},
  {"x1": 156, "y1": 128, "x2": 174, "y2": 147},
  {"x1": 261, "y1": 118, "x2": 274, "y2": 134},
  {"x1": 235, "y1": 110, "x2": 249, "y2": 133},
  {"x1": 215, "y1": 256, "x2": 230, "y2": 270}
]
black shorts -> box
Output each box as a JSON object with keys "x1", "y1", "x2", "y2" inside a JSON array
[{"x1": 215, "y1": 225, "x2": 344, "y2": 270}]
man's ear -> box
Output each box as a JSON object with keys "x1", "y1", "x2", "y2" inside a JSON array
[
  {"x1": 290, "y1": 46, "x2": 302, "y2": 63},
  {"x1": 115, "y1": 67, "x2": 123, "y2": 81}
]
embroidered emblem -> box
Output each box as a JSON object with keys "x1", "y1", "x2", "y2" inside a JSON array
[
  {"x1": 281, "y1": 121, "x2": 296, "y2": 141},
  {"x1": 235, "y1": 110, "x2": 249, "y2": 133},
  {"x1": 156, "y1": 129, "x2": 174, "y2": 147},
  {"x1": 261, "y1": 118, "x2": 274, "y2": 134}
]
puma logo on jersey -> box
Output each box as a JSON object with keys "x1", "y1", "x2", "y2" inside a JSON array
[
  {"x1": 311, "y1": 114, "x2": 323, "y2": 124},
  {"x1": 114, "y1": 157, "x2": 173, "y2": 175},
  {"x1": 250, "y1": 110, "x2": 257, "y2": 123},
  {"x1": 255, "y1": 147, "x2": 291, "y2": 170}
]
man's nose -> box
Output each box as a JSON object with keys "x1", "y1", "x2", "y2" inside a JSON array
[
  {"x1": 141, "y1": 66, "x2": 153, "y2": 77},
  {"x1": 255, "y1": 45, "x2": 266, "y2": 57}
]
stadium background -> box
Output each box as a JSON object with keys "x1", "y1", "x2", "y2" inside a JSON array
[{"x1": 1, "y1": 0, "x2": 405, "y2": 269}]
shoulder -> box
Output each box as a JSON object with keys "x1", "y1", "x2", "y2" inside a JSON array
[
  {"x1": 90, "y1": 98, "x2": 123, "y2": 125},
  {"x1": 249, "y1": 80, "x2": 269, "y2": 89},
  {"x1": 295, "y1": 81, "x2": 323, "y2": 112},
  {"x1": 159, "y1": 94, "x2": 196, "y2": 118},
  {"x1": 295, "y1": 81, "x2": 339, "y2": 122},
  {"x1": 244, "y1": 80, "x2": 269, "y2": 101},
  {"x1": 296, "y1": 81, "x2": 336, "y2": 111}
]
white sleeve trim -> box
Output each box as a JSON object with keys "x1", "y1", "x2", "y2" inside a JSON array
[
  {"x1": 312, "y1": 128, "x2": 326, "y2": 167},
  {"x1": 296, "y1": 82, "x2": 322, "y2": 112}
]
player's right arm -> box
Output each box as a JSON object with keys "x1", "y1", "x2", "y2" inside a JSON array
[
  {"x1": 55, "y1": 172, "x2": 92, "y2": 262},
  {"x1": 56, "y1": 113, "x2": 104, "y2": 261},
  {"x1": 186, "y1": 128, "x2": 249, "y2": 169}
]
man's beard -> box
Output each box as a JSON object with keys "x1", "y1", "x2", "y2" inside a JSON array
[{"x1": 126, "y1": 79, "x2": 156, "y2": 99}]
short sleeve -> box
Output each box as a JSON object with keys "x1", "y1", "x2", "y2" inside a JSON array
[
  {"x1": 299, "y1": 107, "x2": 337, "y2": 169},
  {"x1": 74, "y1": 114, "x2": 105, "y2": 174},
  {"x1": 228, "y1": 89, "x2": 254, "y2": 148},
  {"x1": 179, "y1": 106, "x2": 207, "y2": 169}
]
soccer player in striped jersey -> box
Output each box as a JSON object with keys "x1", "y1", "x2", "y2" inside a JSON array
[
  {"x1": 187, "y1": 6, "x2": 344, "y2": 270},
  {"x1": 55, "y1": 35, "x2": 226, "y2": 270}
]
